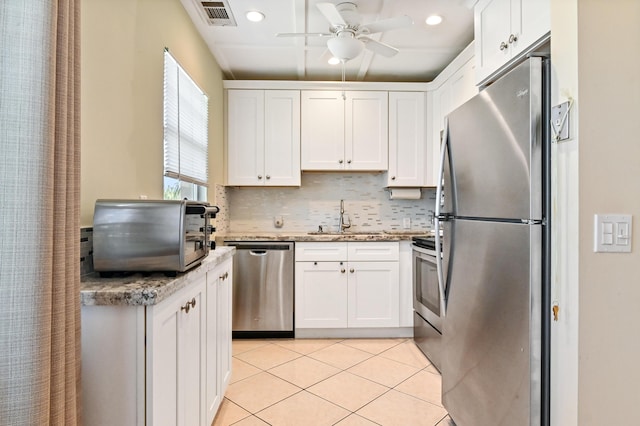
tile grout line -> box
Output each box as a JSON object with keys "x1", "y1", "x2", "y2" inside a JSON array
[{"x1": 223, "y1": 339, "x2": 449, "y2": 426}]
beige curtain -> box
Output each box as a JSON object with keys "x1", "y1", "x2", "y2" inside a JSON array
[{"x1": 0, "y1": 1, "x2": 81, "y2": 424}]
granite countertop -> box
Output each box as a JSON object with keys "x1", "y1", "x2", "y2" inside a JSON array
[
  {"x1": 217, "y1": 230, "x2": 434, "y2": 242},
  {"x1": 80, "y1": 246, "x2": 235, "y2": 307}
]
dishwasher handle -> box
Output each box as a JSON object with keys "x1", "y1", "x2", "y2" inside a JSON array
[
  {"x1": 225, "y1": 242, "x2": 293, "y2": 251},
  {"x1": 249, "y1": 250, "x2": 267, "y2": 256}
]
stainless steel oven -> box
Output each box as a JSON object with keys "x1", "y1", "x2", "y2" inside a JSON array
[{"x1": 413, "y1": 236, "x2": 442, "y2": 371}]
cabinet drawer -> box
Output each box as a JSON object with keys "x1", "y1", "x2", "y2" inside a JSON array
[
  {"x1": 295, "y1": 242, "x2": 348, "y2": 262},
  {"x1": 348, "y1": 242, "x2": 399, "y2": 262}
]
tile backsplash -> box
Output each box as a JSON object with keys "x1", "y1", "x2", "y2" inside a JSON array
[{"x1": 218, "y1": 173, "x2": 436, "y2": 234}]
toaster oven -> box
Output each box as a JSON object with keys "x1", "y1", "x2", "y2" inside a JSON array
[{"x1": 93, "y1": 199, "x2": 219, "y2": 274}]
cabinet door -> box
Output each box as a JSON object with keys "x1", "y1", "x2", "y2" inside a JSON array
[
  {"x1": 517, "y1": 0, "x2": 550, "y2": 54},
  {"x1": 227, "y1": 90, "x2": 265, "y2": 185},
  {"x1": 295, "y1": 261, "x2": 348, "y2": 328},
  {"x1": 182, "y1": 277, "x2": 207, "y2": 426},
  {"x1": 206, "y1": 258, "x2": 232, "y2": 425},
  {"x1": 474, "y1": 0, "x2": 512, "y2": 84},
  {"x1": 388, "y1": 92, "x2": 427, "y2": 187},
  {"x1": 347, "y1": 261, "x2": 400, "y2": 328},
  {"x1": 264, "y1": 90, "x2": 301, "y2": 186},
  {"x1": 148, "y1": 274, "x2": 206, "y2": 426},
  {"x1": 398, "y1": 241, "x2": 414, "y2": 327},
  {"x1": 205, "y1": 267, "x2": 220, "y2": 425},
  {"x1": 345, "y1": 91, "x2": 388, "y2": 171},
  {"x1": 217, "y1": 262, "x2": 233, "y2": 393},
  {"x1": 449, "y1": 59, "x2": 479, "y2": 112},
  {"x1": 301, "y1": 91, "x2": 345, "y2": 170},
  {"x1": 428, "y1": 82, "x2": 451, "y2": 186}
]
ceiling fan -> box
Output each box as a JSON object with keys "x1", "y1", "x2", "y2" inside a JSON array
[{"x1": 276, "y1": 2, "x2": 413, "y2": 63}]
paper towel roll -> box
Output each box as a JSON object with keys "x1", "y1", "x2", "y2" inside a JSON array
[{"x1": 389, "y1": 188, "x2": 422, "y2": 200}]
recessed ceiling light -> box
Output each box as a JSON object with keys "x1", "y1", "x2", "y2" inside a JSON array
[
  {"x1": 246, "y1": 11, "x2": 265, "y2": 22},
  {"x1": 328, "y1": 57, "x2": 341, "y2": 65},
  {"x1": 425, "y1": 15, "x2": 443, "y2": 26}
]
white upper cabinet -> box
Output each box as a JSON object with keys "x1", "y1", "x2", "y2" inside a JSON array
[
  {"x1": 427, "y1": 47, "x2": 477, "y2": 186},
  {"x1": 474, "y1": 0, "x2": 550, "y2": 85},
  {"x1": 301, "y1": 91, "x2": 388, "y2": 171},
  {"x1": 226, "y1": 89, "x2": 300, "y2": 186},
  {"x1": 388, "y1": 92, "x2": 427, "y2": 187}
]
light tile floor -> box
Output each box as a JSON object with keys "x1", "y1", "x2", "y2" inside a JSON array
[{"x1": 213, "y1": 338, "x2": 455, "y2": 426}]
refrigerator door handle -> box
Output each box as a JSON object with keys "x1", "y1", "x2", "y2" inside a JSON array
[
  {"x1": 435, "y1": 118, "x2": 448, "y2": 221},
  {"x1": 434, "y1": 218, "x2": 447, "y2": 317},
  {"x1": 435, "y1": 119, "x2": 449, "y2": 316}
]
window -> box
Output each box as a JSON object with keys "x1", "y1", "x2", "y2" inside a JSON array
[{"x1": 163, "y1": 49, "x2": 208, "y2": 201}]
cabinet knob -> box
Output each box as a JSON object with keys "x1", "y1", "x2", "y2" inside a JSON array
[
  {"x1": 258, "y1": 175, "x2": 263, "y2": 180},
  {"x1": 350, "y1": 268, "x2": 354, "y2": 273},
  {"x1": 341, "y1": 268, "x2": 346, "y2": 273},
  {"x1": 266, "y1": 175, "x2": 271, "y2": 180},
  {"x1": 508, "y1": 33, "x2": 518, "y2": 44},
  {"x1": 391, "y1": 176, "x2": 396, "y2": 180},
  {"x1": 180, "y1": 298, "x2": 196, "y2": 313},
  {"x1": 347, "y1": 160, "x2": 351, "y2": 164},
  {"x1": 499, "y1": 41, "x2": 509, "y2": 51},
  {"x1": 339, "y1": 159, "x2": 344, "y2": 164}
]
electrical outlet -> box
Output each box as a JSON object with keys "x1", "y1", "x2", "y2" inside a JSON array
[
  {"x1": 403, "y1": 217, "x2": 411, "y2": 229},
  {"x1": 274, "y1": 216, "x2": 284, "y2": 228}
]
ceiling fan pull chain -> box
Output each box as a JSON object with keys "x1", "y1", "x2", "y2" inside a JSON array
[{"x1": 341, "y1": 62, "x2": 346, "y2": 100}]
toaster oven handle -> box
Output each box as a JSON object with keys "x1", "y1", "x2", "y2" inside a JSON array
[{"x1": 204, "y1": 206, "x2": 220, "y2": 218}]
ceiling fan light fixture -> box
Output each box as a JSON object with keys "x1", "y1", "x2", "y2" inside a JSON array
[
  {"x1": 245, "y1": 10, "x2": 265, "y2": 22},
  {"x1": 425, "y1": 15, "x2": 443, "y2": 26},
  {"x1": 327, "y1": 36, "x2": 364, "y2": 61}
]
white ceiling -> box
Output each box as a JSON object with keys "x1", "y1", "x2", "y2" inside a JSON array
[{"x1": 180, "y1": 0, "x2": 476, "y2": 82}]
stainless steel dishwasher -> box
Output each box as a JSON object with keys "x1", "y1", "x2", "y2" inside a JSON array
[{"x1": 224, "y1": 241, "x2": 294, "y2": 338}]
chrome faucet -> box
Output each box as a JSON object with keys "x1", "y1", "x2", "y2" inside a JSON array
[{"x1": 339, "y1": 199, "x2": 351, "y2": 232}]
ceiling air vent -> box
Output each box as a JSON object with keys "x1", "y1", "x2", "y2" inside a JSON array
[{"x1": 198, "y1": 1, "x2": 237, "y2": 26}]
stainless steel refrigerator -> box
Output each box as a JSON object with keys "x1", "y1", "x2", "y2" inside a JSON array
[{"x1": 435, "y1": 57, "x2": 550, "y2": 426}]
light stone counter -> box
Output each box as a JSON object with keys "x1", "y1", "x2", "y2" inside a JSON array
[
  {"x1": 217, "y1": 230, "x2": 433, "y2": 243},
  {"x1": 80, "y1": 246, "x2": 235, "y2": 306}
]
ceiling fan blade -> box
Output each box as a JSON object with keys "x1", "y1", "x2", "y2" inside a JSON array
[
  {"x1": 360, "y1": 15, "x2": 413, "y2": 35},
  {"x1": 276, "y1": 32, "x2": 332, "y2": 37},
  {"x1": 359, "y1": 36, "x2": 399, "y2": 57},
  {"x1": 317, "y1": 2, "x2": 347, "y2": 26}
]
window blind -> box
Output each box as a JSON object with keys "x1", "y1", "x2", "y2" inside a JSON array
[{"x1": 163, "y1": 50, "x2": 209, "y2": 187}]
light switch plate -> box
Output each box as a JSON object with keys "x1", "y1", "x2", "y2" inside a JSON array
[{"x1": 594, "y1": 214, "x2": 632, "y2": 253}]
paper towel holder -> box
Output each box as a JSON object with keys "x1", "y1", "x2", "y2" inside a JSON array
[{"x1": 386, "y1": 187, "x2": 423, "y2": 200}]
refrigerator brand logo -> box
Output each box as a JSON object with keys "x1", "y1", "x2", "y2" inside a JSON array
[{"x1": 517, "y1": 88, "x2": 529, "y2": 98}]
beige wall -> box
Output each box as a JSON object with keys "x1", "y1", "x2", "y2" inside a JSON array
[
  {"x1": 577, "y1": 1, "x2": 640, "y2": 424},
  {"x1": 549, "y1": 1, "x2": 640, "y2": 424},
  {"x1": 81, "y1": 0, "x2": 224, "y2": 225}
]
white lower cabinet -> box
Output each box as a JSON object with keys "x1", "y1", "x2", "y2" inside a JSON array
[
  {"x1": 295, "y1": 242, "x2": 400, "y2": 331},
  {"x1": 347, "y1": 261, "x2": 400, "y2": 328},
  {"x1": 205, "y1": 258, "x2": 233, "y2": 425},
  {"x1": 148, "y1": 273, "x2": 207, "y2": 426},
  {"x1": 216, "y1": 260, "x2": 233, "y2": 408},
  {"x1": 80, "y1": 256, "x2": 234, "y2": 426}
]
